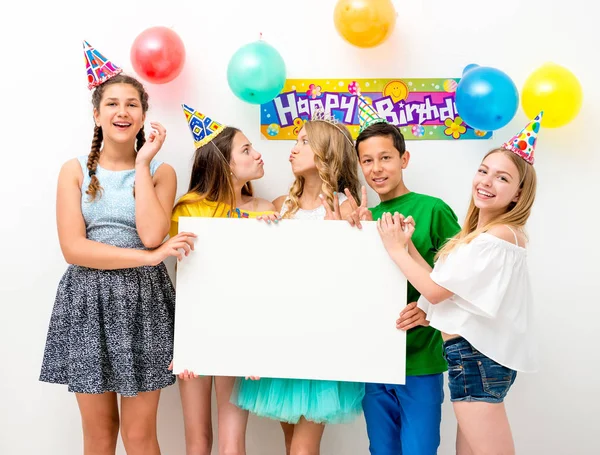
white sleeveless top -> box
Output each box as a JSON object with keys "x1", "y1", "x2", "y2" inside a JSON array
[
  {"x1": 417, "y1": 228, "x2": 538, "y2": 372},
  {"x1": 279, "y1": 193, "x2": 348, "y2": 220}
]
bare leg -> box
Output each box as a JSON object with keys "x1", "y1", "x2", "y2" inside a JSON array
[
  {"x1": 120, "y1": 390, "x2": 162, "y2": 455},
  {"x1": 456, "y1": 423, "x2": 474, "y2": 455},
  {"x1": 453, "y1": 402, "x2": 515, "y2": 455},
  {"x1": 179, "y1": 376, "x2": 213, "y2": 455},
  {"x1": 280, "y1": 422, "x2": 295, "y2": 455},
  {"x1": 289, "y1": 417, "x2": 325, "y2": 455},
  {"x1": 76, "y1": 392, "x2": 120, "y2": 455},
  {"x1": 215, "y1": 376, "x2": 249, "y2": 455}
]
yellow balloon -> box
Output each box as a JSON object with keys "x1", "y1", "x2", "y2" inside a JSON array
[
  {"x1": 334, "y1": 0, "x2": 397, "y2": 48},
  {"x1": 521, "y1": 63, "x2": 583, "y2": 128}
]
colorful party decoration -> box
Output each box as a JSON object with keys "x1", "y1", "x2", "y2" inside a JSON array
[
  {"x1": 455, "y1": 66, "x2": 519, "y2": 131},
  {"x1": 334, "y1": 0, "x2": 397, "y2": 48},
  {"x1": 182, "y1": 104, "x2": 225, "y2": 149},
  {"x1": 130, "y1": 26, "x2": 186, "y2": 84},
  {"x1": 521, "y1": 63, "x2": 583, "y2": 128},
  {"x1": 501, "y1": 111, "x2": 543, "y2": 164},
  {"x1": 227, "y1": 39, "x2": 286, "y2": 105},
  {"x1": 83, "y1": 41, "x2": 122, "y2": 90},
  {"x1": 259, "y1": 78, "x2": 492, "y2": 140}
]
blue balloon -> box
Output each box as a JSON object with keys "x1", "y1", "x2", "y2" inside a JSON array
[
  {"x1": 227, "y1": 41, "x2": 286, "y2": 105},
  {"x1": 462, "y1": 63, "x2": 479, "y2": 75},
  {"x1": 455, "y1": 66, "x2": 519, "y2": 131}
]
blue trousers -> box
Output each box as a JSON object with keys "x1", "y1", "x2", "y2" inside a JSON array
[{"x1": 362, "y1": 374, "x2": 444, "y2": 455}]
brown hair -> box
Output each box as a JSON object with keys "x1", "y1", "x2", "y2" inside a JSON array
[
  {"x1": 174, "y1": 127, "x2": 253, "y2": 216},
  {"x1": 283, "y1": 120, "x2": 361, "y2": 218},
  {"x1": 437, "y1": 148, "x2": 537, "y2": 259},
  {"x1": 86, "y1": 74, "x2": 150, "y2": 201}
]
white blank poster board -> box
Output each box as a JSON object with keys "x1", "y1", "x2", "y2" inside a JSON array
[{"x1": 173, "y1": 217, "x2": 407, "y2": 384}]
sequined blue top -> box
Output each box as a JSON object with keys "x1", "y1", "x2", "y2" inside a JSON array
[{"x1": 77, "y1": 156, "x2": 163, "y2": 249}]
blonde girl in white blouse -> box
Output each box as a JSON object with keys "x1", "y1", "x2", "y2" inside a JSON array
[{"x1": 373, "y1": 115, "x2": 541, "y2": 455}]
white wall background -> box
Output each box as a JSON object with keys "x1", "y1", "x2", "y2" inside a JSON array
[{"x1": 0, "y1": 0, "x2": 598, "y2": 453}]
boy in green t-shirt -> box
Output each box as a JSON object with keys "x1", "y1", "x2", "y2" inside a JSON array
[{"x1": 348, "y1": 95, "x2": 460, "y2": 454}]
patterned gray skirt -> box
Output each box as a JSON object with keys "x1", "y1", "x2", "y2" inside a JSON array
[{"x1": 39, "y1": 263, "x2": 176, "y2": 396}]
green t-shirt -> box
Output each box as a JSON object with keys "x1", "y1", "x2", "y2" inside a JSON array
[{"x1": 370, "y1": 192, "x2": 461, "y2": 376}]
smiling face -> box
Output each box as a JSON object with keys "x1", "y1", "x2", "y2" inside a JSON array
[
  {"x1": 383, "y1": 80, "x2": 409, "y2": 103},
  {"x1": 357, "y1": 134, "x2": 410, "y2": 201},
  {"x1": 472, "y1": 150, "x2": 522, "y2": 217},
  {"x1": 93, "y1": 83, "x2": 145, "y2": 145},
  {"x1": 229, "y1": 131, "x2": 264, "y2": 183}
]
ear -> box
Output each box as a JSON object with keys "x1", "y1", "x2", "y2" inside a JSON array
[
  {"x1": 93, "y1": 108, "x2": 100, "y2": 127},
  {"x1": 401, "y1": 150, "x2": 411, "y2": 169},
  {"x1": 512, "y1": 189, "x2": 521, "y2": 203},
  {"x1": 141, "y1": 112, "x2": 146, "y2": 125}
]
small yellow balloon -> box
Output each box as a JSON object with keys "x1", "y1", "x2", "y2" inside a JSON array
[
  {"x1": 521, "y1": 63, "x2": 583, "y2": 128},
  {"x1": 334, "y1": 0, "x2": 397, "y2": 48}
]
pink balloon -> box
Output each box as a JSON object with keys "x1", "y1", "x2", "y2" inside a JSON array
[{"x1": 130, "y1": 26, "x2": 185, "y2": 84}]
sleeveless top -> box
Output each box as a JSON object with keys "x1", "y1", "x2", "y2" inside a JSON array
[
  {"x1": 77, "y1": 156, "x2": 163, "y2": 249},
  {"x1": 417, "y1": 227, "x2": 537, "y2": 372},
  {"x1": 279, "y1": 193, "x2": 348, "y2": 220}
]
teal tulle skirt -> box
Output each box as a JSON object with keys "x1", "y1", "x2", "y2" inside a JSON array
[{"x1": 232, "y1": 377, "x2": 365, "y2": 424}]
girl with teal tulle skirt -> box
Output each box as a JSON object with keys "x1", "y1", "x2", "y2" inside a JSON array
[{"x1": 232, "y1": 116, "x2": 365, "y2": 454}]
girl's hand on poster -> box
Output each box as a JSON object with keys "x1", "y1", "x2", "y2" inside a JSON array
[
  {"x1": 149, "y1": 232, "x2": 197, "y2": 265},
  {"x1": 377, "y1": 212, "x2": 409, "y2": 253},
  {"x1": 256, "y1": 213, "x2": 281, "y2": 224},
  {"x1": 168, "y1": 361, "x2": 199, "y2": 380},
  {"x1": 396, "y1": 302, "x2": 429, "y2": 331},
  {"x1": 245, "y1": 376, "x2": 261, "y2": 380}
]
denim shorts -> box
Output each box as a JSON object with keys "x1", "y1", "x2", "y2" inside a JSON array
[{"x1": 443, "y1": 337, "x2": 517, "y2": 403}]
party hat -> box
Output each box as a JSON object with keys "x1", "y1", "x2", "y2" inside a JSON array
[
  {"x1": 182, "y1": 104, "x2": 226, "y2": 149},
  {"x1": 501, "y1": 111, "x2": 543, "y2": 164},
  {"x1": 348, "y1": 81, "x2": 387, "y2": 133},
  {"x1": 83, "y1": 41, "x2": 122, "y2": 90}
]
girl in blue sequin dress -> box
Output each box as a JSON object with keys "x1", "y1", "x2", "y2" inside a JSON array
[{"x1": 39, "y1": 67, "x2": 195, "y2": 454}]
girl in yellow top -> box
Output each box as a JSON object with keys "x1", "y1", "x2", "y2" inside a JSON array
[{"x1": 171, "y1": 121, "x2": 276, "y2": 455}]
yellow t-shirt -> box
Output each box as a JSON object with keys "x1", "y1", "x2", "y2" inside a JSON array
[{"x1": 170, "y1": 193, "x2": 275, "y2": 237}]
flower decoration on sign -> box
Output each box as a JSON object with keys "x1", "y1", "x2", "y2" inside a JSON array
[
  {"x1": 444, "y1": 116, "x2": 467, "y2": 139},
  {"x1": 306, "y1": 83, "x2": 322, "y2": 99}
]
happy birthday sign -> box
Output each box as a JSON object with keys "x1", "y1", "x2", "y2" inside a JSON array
[{"x1": 260, "y1": 78, "x2": 492, "y2": 141}]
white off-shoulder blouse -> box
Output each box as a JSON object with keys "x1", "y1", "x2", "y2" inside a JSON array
[{"x1": 418, "y1": 232, "x2": 538, "y2": 372}]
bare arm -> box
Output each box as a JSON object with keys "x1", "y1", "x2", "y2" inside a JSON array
[
  {"x1": 378, "y1": 213, "x2": 453, "y2": 304},
  {"x1": 387, "y1": 248, "x2": 452, "y2": 304},
  {"x1": 134, "y1": 162, "x2": 177, "y2": 248},
  {"x1": 57, "y1": 159, "x2": 156, "y2": 269},
  {"x1": 407, "y1": 240, "x2": 433, "y2": 272}
]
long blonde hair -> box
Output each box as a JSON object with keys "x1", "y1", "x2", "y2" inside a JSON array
[
  {"x1": 283, "y1": 120, "x2": 361, "y2": 218},
  {"x1": 437, "y1": 148, "x2": 537, "y2": 259}
]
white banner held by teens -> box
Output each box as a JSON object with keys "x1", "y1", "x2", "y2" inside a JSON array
[{"x1": 173, "y1": 217, "x2": 407, "y2": 384}]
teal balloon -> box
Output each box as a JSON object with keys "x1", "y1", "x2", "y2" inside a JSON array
[{"x1": 227, "y1": 41, "x2": 286, "y2": 104}]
